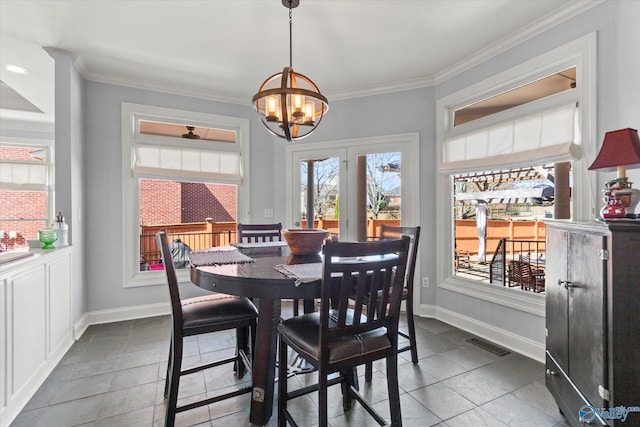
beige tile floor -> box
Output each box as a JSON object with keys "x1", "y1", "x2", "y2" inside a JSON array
[{"x1": 10, "y1": 306, "x2": 569, "y2": 427}]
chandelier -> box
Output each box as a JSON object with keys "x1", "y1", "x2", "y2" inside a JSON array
[{"x1": 252, "y1": 0, "x2": 328, "y2": 142}]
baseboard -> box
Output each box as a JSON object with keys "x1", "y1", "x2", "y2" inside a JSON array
[
  {"x1": 84, "y1": 302, "x2": 171, "y2": 328},
  {"x1": 73, "y1": 313, "x2": 89, "y2": 340},
  {"x1": 1, "y1": 334, "x2": 74, "y2": 427},
  {"x1": 435, "y1": 306, "x2": 545, "y2": 362},
  {"x1": 415, "y1": 303, "x2": 437, "y2": 318}
]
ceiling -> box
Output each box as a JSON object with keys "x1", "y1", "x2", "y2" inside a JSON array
[{"x1": 0, "y1": 0, "x2": 598, "y2": 124}]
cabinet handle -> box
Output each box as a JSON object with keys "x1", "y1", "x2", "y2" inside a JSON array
[
  {"x1": 545, "y1": 368, "x2": 558, "y2": 377},
  {"x1": 556, "y1": 279, "x2": 573, "y2": 289}
]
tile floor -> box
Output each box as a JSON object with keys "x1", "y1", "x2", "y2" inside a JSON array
[{"x1": 10, "y1": 307, "x2": 570, "y2": 427}]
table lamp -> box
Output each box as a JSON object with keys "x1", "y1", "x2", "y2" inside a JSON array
[{"x1": 589, "y1": 128, "x2": 640, "y2": 218}]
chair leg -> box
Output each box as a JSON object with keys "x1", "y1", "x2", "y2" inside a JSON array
[
  {"x1": 235, "y1": 327, "x2": 247, "y2": 378},
  {"x1": 340, "y1": 367, "x2": 358, "y2": 411},
  {"x1": 405, "y1": 298, "x2": 419, "y2": 364},
  {"x1": 364, "y1": 362, "x2": 373, "y2": 382},
  {"x1": 292, "y1": 299, "x2": 299, "y2": 317},
  {"x1": 278, "y1": 339, "x2": 288, "y2": 427},
  {"x1": 165, "y1": 335, "x2": 183, "y2": 427},
  {"x1": 386, "y1": 353, "x2": 402, "y2": 427},
  {"x1": 318, "y1": 368, "x2": 329, "y2": 427}
]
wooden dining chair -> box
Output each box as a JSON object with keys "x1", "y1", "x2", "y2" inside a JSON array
[
  {"x1": 278, "y1": 237, "x2": 410, "y2": 427},
  {"x1": 237, "y1": 222, "x2": 283, "y2": 243},
  {"x1": 364, "y1": 224, "x2": 421, "y2": 382},
  {"x1": 156, "y1": 231, "x2": 258, "y2": 427}
]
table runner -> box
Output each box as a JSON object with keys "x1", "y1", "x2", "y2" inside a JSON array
[
  {"x1": 274, "y1": 262, "x2": 322, "y2": 286},
  {"x1": 189, "y1": 249, "x2": 254, "y2": 267}
]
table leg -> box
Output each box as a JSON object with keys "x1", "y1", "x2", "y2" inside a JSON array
[{"x1": 250, "y1": 297, "x2": 281, "y2": 426}]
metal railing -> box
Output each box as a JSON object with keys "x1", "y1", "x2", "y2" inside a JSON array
[
  {"x1": 140, "y1": 230, "x2": 236, "y2": 270},
  {"x1": 489, "y1": 238, "x2": 546, "y2": 289}
]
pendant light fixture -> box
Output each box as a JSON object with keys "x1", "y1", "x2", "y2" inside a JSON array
[{"x1": 252, "y1": 0, "x2": 328, "y2": 142}]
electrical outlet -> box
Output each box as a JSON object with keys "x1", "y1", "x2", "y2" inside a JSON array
[{"x1": 422, "y1": 277, "x2": 429, "y2": 288}]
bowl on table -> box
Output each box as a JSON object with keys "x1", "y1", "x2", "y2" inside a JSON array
[
  {"x1": 283, "y1": 229, "x2": 329, "y2": 255},
  {"x1": 38, "y1": 229, "x2": 58, "y2": 249}
]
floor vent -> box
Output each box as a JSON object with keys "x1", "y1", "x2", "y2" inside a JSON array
[{"x1": 466, "y1": 337, "x2": 511, "y2": 356}]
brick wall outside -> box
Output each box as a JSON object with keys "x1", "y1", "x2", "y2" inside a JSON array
[
  {"x1": 139, "y1": 179, "x2": 236, "y2": 226},
  {"x1": 0, "y1": 190, "x2": 47, "y2": 249},
  {"x1": 1, "y1": 146, "x2": 49, "y2": 249}
]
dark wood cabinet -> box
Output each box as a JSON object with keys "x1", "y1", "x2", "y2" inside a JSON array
[{"x1": 545, "y1": 220, "x2": 640, "y2": 427}]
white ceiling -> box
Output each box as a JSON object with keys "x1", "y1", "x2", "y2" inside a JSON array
[{"x1": 0, "y1": 0, "x2": 599, "y2": 124}]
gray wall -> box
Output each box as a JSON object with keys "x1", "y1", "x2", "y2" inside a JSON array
[
  {"x1": 77, "y1": 1, "x2": 638, "y2": 349},
  {"x1": 50, "y1": 49, "x2": 87, "y2": 325},
  {"x1": 432, "y1": 0, "x2": 640, "y2": 347}
]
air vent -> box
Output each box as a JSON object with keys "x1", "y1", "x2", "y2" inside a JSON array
[{"x1": 466, "y1": 337, "x2": 510, "y2": 356}]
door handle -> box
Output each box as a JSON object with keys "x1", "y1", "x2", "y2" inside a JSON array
[{"x1": 545, "y1": 368, "x2": 558, "y2": 377}]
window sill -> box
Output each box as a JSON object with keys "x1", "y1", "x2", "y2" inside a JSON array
[{"x1": 438, "y1": 275, "x2": 545, "y2": 317}]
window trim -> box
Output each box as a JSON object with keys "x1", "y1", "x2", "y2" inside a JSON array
[
  {"x1": 121, "y1": 103, "x2": 250, "y2": 287},
  {"x1": 0, "y1": 136, "x2": 55, "y2": 229},
  {"x1": 435, "y1": 33, "x2": 596, "y2": 310}
]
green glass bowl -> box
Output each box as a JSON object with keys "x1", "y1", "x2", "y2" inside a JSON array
[{"x1": 38, "y1": 229, "x2": 58, "y2": 249}]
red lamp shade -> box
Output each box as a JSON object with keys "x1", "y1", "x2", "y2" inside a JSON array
[{"x1": 589, "y1": 128, "x2": 640, "y2": 171}]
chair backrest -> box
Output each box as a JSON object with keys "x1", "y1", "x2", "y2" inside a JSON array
[
  {"x1": 320, "y1": 237, "x2": 410, "y2": 354},
  {"x1": 379, "y1": 224, "x2": 420, "y2": 291},
  {"x1": 237, "y1": 223, "x2": 282, "y2": 243},
  {"x1": 156, "y1": 231, "x2": 184, "y2": 327},
  {"x1": 511, "y1": 260, "x2": 535, "y2": 287}
]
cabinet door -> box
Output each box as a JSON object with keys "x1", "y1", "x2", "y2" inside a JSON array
[
  {"x1": 568, "y1": 231, "x2": 606, "y2": 410},
  {"x1": 546, "y1": 227, "x2": 569, "y2": 369}
]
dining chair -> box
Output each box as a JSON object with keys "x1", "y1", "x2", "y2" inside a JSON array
[
  {"x1": 237, "y1": 222, "x2": 310, "y2": 317},
  {"x1": 237, "y1": 222, "x2": 283, "y2": 243},
  {"x1": 278, "y1": 237, "x2": 410, "y2": 427},
  {"x1": 156, "y1": 231, "x2": 258, "y2": 427},
  {"x1": 364, "y1": 224, "x2": 421, "y2": 382}
]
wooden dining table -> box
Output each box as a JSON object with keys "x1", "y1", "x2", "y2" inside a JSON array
[{"x1": 190, "y1": 244, "x2": 322, "y2": 426}]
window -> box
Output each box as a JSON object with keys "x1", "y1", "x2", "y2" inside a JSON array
[
  {"x1": 122, "y1": 103, "x2": 250, "y2": 287},
  {"x1": 435, "y1": 34, "x2": 596, "y2": 312},
  {"x1": 453, "y1": 67, "x2": 576, "y2": 126},
  {"x1": 0, "y1": 140, "x2": 53, "y2": 251}
]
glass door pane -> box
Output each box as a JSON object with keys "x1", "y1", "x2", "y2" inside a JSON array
[
  {"x1": 298, "y1": 157, "x2": 340, "y2": 240},
  {"x1": 354, "y1": 152, "x2": 402, "y2": 241}
]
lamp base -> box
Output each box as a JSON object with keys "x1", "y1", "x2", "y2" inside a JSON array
[
  {"x1": 612, "y1": 187, "x2": 640, "y2": 214},
  {"x1": 600, "y1": 192, "x2": 626, "y2": 219}
]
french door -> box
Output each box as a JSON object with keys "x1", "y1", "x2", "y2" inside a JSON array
[{"x1": 285, "y1": 134, "x2": 420, "y2": 242}]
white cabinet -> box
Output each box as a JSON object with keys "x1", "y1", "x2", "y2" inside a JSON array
[{"x1": 0, "y1": 247, "x2": 73, "y2": 427}]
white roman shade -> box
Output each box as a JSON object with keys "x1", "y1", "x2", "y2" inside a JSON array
[
  {"x1": 133, "y1": 145, "x2": 242, "y2": 182},
  {"x1": 441, "y1": 103, "x2": 579, "y2": 173},
  {"x1": 0, "y1": 162, "x2": 49, "y2": 191}
]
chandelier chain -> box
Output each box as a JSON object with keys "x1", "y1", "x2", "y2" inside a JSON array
[{"x1": 289, "y1": 4, "x2": 293, "y2": 68}]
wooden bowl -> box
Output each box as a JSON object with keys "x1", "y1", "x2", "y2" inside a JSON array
[{"x1": 283, "y1": 229, "x2": 329, "y2": 255}]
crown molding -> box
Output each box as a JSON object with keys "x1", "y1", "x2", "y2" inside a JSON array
[
  {"x1": 74, "y1": 0, "x2": 603, "y2": 103},
  {"x1": 433, "y1": 0, "x2": 604, "y2": 85}
]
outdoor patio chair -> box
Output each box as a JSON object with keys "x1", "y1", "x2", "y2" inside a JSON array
[{"x1": 510, "y1": 259, "x2": 545, "y2": 292}]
